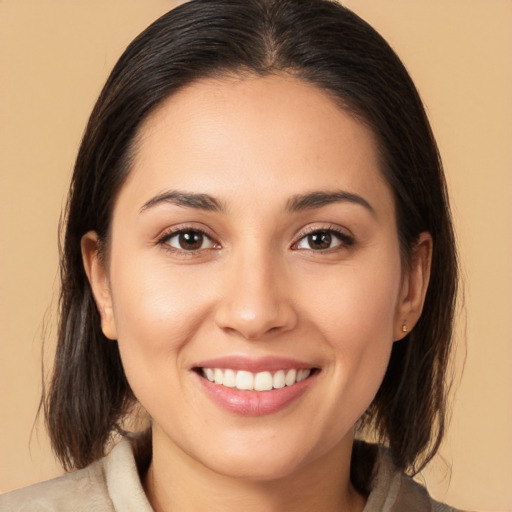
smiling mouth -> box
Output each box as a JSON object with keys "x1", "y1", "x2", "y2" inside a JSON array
[{"x1": 195, "y1": 367, "x2": 317, "y2": 392}]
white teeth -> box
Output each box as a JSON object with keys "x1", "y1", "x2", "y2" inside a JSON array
[
  {"x1": 236, "y1": 370, "x2": 254, "y2": 390},
  {"x1": 201, "y1": 367, "x2": 312, "y2": 391},
  {"x1": 205, "y1": 368, "x2": 215, "y2": 382},
  {"x1": 273, "y1": 370, "x2": 286, "y2": 389},
  {"x1": 297, "y1": 369, "x2": 311, "y2": 382},
  {"x1": 254, "y1": 371, "x2": 273, "y2": 391},
  {"x1": 214, "y1": 368, "x2": 223, "y2": 385},
  {"x1": 285, "y1": 369, "x2": 297, "y2": 386},
  {"x1": 223, "y1": 369, "x2": 236, "y2": 388}
]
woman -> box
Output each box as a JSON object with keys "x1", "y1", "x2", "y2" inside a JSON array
[{"x1": 0, "y1": 0, "x2": 463, "y2": 510}]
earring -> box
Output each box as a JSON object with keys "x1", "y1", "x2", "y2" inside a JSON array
[{"x1": 401, "y1": 323, "x2": 408, "y2": 333}]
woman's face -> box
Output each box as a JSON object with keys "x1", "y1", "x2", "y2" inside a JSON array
[{"x1": 84, "y1": 75, "x2": 429, "y2": 480}]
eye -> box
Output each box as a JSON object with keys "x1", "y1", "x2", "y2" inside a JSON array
[
  {"x1": 294, "y1": 229, "x2": 353, "y2": 251},
  {"x1": 163, "y1": 229, "x2": 217, "y2": 251}
]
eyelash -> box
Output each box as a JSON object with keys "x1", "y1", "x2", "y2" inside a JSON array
[
  {"x1": 156, "y1": 226, "x2": 219, "y2": 255},
  {"x1": 156, "y1": 225, "x2": 354, "y2": 255},
  {"x1": 291, "y1": 225, "x2": 355, "y2": 252}
]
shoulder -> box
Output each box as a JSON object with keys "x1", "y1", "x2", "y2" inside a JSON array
[
  {"x1": 363, "y1": 442, "x2": 470, "y2": 512},
  {"x1": 0, "y1": 460, "x2": 111, "y2": 512},
  {"x1": 0, "y1": 437, "x2": 152, "y2": 512},
  {"x1": 379, "y1": 470, "x2": 466, "y2": 512}
]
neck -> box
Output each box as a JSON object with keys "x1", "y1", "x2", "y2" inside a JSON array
[{"x1": 143, "y1": 428, "x2": 366, "y2": 512}]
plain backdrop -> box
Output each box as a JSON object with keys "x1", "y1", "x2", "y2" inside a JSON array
[{"x1": 1, "y1": 1, "x2": 511, "y2": 510}]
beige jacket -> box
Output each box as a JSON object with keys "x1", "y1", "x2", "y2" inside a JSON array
[{"x1": 0, "y1": 438, "x2": 464, "y2": 511}]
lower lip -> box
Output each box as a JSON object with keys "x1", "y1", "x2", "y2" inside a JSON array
[{"x1": 196, "y1": 372, "x2": 316, "y2": 416}]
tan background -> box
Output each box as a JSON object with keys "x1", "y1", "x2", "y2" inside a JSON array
[{"x1": 1, "y1": 1, "x2": 511, "y2": 510}]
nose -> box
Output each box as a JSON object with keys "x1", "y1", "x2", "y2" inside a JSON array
[{"x1": 214, "y1": 247, "x2": 298, "y2": 340}]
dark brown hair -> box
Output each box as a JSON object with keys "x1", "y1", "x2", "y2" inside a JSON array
[{"x1": 45, "y1": 0, "x2": 458, "y2": 484}]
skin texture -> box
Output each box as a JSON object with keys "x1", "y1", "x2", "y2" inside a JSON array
[{"x1": 82, "y1": 74, "x2": 431, "y2": 512}]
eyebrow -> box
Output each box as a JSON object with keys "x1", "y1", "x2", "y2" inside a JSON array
[
  {"x1": 139, "y1": 189, "x2": 374, "y2": 216},
  {"x1": 140, "y1": 190, "x2": 224, "y2": 213},
  {"x1": 285, "y1": 190, "x2": 375, "y2": 215}
]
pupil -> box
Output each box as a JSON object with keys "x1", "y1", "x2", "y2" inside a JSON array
[
  {"x1": 179, "y1": 231, "x2": 203, "y2": 250},
  {"x1": 309, "y1": 232, "x2": 331, "y2": 249}
]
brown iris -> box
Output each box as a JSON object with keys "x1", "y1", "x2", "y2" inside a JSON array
[
  {"x1": 307, "y1": 231, "x2": 332, "y2": 250},
  {"x1": 178, "y1": 231, "x2": 204, "y2": 250}
]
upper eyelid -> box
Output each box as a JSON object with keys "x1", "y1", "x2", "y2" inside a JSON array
[
  {"x1": 163, "y1": 229, "x2": 214, "y2": 243},
  {"x1": 294, "y1": 224, "x2": 353, "y2": 240},
  {"x1": 156, "y1": 224, "x2": 217, "y2": 243},
  {"x1": 156, "y1": 227, "x2": 219, "y2": 256},
  {"x1": 292, "y1": 225, "x2": 355, "y2": 249}
]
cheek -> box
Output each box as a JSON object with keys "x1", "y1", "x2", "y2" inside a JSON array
[
  {"x1": 107, "y1": 253, "x2": 216, "y2": 393},
  {"x1": 302, "y1": 254, "x2": 401, "y2": 346},
  {"x1": 299, "y1": 252, "x2": 401, "y2": 409}
]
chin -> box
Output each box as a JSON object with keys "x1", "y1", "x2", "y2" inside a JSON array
[{"x1": 203, "y1": 450, "x2": 309, "y2": 482}]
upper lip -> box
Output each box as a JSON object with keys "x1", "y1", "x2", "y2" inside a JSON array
[{"x1": 193, "y1": 355, "x2": 317, "y2": 373}]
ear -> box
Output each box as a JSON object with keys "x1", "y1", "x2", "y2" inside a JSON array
[
  {"x1": 394, "y1": 232, "x2": 432, "y2": 341},
  {"x1": 81, "y1": 231, "x2": 118, "y2": 340}
]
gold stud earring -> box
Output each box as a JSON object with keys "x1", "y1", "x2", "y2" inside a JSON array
[{"x1": 401, "y1": 323, "x2": 408, "y2": 333}]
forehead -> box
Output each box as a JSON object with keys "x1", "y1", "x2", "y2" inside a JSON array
[{"x1": 121, "y1": 74, "x2": 391, "y2": 213}]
